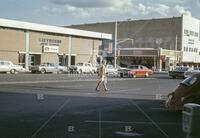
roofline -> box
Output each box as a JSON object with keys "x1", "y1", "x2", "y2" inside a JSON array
[
  {"x1": 0, "y1": 18, "x2": 112, "y2": 40},
  {"x1": 68, "y1": 16, "x2": 183, "y2": 26}
]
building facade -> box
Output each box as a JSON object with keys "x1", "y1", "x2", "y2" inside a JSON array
[
  {"x1": 69, "y1": 15, "x2": 200, "y2": 71},
  {"x1": 0, "y1": 18, "x2": 112, "y2": 70}
]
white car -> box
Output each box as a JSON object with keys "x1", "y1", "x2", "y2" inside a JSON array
[
  {"x1": 30, "y1": 63, "x2": 68, "y2": 74},
  {"x1": 0, "y1": 60, "x2": 25, "y2": 74},
  {"x1": 75, "y1": 63, "x2": 97, "y2": 74},
  {"x1": 184, "y1": 67, "x2": 200, "y2": 78},
  {"x1": 106, "y1": 64, "x2": 118, "y2": 76}
]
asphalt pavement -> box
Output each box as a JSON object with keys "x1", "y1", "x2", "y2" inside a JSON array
[{"x1": 0, "y1": 73, "x2": 185, "y2": 138}]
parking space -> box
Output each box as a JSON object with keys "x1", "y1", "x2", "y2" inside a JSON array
[
  {"x1": 0, "y1": 73, "x2": 185, "y2": 138},
  {"x1": 0, "y1": 92, "x2": 184, "y2": 138}
]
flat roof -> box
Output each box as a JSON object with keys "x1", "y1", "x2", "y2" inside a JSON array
[{"x1": 0, "y1": 18, "x2": 112, "y2": 40}]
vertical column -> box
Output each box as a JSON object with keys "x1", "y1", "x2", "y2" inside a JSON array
[
  {"x1": 114, "y1": 21, "x2": 118, "y2": 68},
  {"x1": 92, "y1": 40, "x2": 95, "y2": 64},
  {"x1": 68, "y1": 36, "x2": 72, "y2": 67},
  {"x1": 153, "y1": 56, "x2": 156, "y2": 71},
  {"x1": 25, "y1": 31, "x2": 30, "y2": 70}
]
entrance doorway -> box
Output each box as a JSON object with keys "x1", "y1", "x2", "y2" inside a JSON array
[
  {"x1": 29, "y1": 54, "x2": 41, "y2": 66},
  {"x1": 58, "y1": 55, "x2": 76, "y2": 66}
]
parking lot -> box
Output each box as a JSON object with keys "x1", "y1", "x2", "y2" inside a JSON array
[{"x1": 0, "y1": 73, "x2": 185, "y2": 138}]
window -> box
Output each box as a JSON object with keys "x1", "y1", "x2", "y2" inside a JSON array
[{"x1": 184, "y1": 29, "x2": 189, "y2": 35}]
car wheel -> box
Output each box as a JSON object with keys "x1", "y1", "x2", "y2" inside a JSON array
[
  {"x1": 145, "y1": 72, "x2": 149, "y2": 77},
  {"x1": 10, "y1": 69, "x2": 16, "y2": 74},
  {"x1": 58, "y1": 69, "x2": 63, "y2": 74},
  {"x1": 172, "y1": 76, "x2": 176, "y2": 79},
  {"x1": 92, "y1": 70, "x2": 95, "y2": 74},
  {"x1": 79, "y1": 69, "x2": 83, "y2": 74},
  {"x1": 120, "y1": 73, "x2": 124, "y2": 78},
  {"x1": 41, "y1": 68, "x2": 46, "y2": 74},
  {"x1": 31, "y1": 70, "x2": 36, "y2": 73}
]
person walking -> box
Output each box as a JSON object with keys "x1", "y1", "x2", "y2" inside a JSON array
[{"x1": 95, "y1": 60, "x2": 109, "y2": 91}]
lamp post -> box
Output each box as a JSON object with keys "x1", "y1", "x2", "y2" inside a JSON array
[
  {"x1": 114, "y1": 21, "x2": 118, "y2": 68},
  {"x1": 174, "y1": 34, "x2": 178, "y2": 69}
]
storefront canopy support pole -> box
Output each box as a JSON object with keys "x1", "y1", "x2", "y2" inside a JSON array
[
  {"x1": 68, "y1": 36, "x2": 72, "y2": 67},
  {"x1": 25, "y1": 31, "x2": 30, "y2": 71}
]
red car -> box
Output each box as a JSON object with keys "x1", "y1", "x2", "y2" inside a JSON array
[{"x1": 119, "y1": 65, "x2": 153, "y2": 78}]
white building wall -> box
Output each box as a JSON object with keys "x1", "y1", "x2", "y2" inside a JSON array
[{"x1": 182, "y1": 15, "x2": 200, "y2": 63}]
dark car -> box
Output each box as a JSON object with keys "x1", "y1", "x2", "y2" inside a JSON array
[
  {"x1": 165, "y1": 73, "x2": 200, "y2": 110},
  {"x1": 168, "y1": 66, "x2": 189, "y2": 79}
]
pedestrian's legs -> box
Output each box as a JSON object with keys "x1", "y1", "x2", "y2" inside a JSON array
[
  {"x1": 96, "y1": 81, "x2": 101, "y2": 91},
  {"x1": 103, "y1": 81, "x2": 108, "y2": 91}
]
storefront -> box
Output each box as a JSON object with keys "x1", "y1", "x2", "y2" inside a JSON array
[{"x1": 0, "y1": 18, "x2": 112, "y2": 70}]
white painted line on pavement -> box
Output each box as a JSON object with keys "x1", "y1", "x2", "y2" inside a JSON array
[
  {"x1": 130, "y1": 100, "x2": 169, "y2": 138},
  {"x1": 85, "y1": 120, "x2": 181, "y2": 125},
  {"x1": 31, "y1": 98, "x2": 71, "y2": 138}
]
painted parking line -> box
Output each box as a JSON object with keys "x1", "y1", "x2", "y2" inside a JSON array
[
  {"x1": 31, "y1": 98, "x2": 71, "y2": 138},
  {"x1": 85, "y1": 120, "x2": 181, "y2": 126},
  {"x1": 130, "y1": 100, "x2": 169, "y2": 138}
]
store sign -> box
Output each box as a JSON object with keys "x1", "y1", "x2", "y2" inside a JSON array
[
  {"x1": 43, "y1": 45, "x2": 59, "y2": 53},
  {"x1": 39, "y1": 38, "x2": 62, "y2": 46}
]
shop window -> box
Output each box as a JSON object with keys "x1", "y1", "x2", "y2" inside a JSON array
[{"x1": 18, "y1": 54, "x2": 25, "y2": 67}]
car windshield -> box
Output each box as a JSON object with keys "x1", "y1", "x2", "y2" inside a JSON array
[
  {"x1": 181, "y1": 76, "x2": 197, "y2": 86},
  {"x1": 175, "y1": 67, "x2": 188, "y2": 71},
  {"x1": 128, "y1": 65, "x2": 138, "y2": 69}
]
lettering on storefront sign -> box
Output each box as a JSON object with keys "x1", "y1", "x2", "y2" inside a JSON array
[
  {"x1": 39, "y1": 38, "x2": 62, "y2": 46},
  {"x1": 43, "y1": 45, "x2": 59, "y2": 53}
]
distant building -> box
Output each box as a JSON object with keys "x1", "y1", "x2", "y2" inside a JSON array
[
  {"x1": 0, "y1": 18, "x2": 112, "y2": 70},
  {"x1": 68, "y1": 15, "x2": 200, "y2": 71}
]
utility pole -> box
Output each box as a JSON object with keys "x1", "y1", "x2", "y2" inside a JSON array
[
  {"x1": 175, "y1": 34, "x2": 177, "y2": 69},
  {"x1": 114, "y1": 21, "x2": 118, "y2": 68}
]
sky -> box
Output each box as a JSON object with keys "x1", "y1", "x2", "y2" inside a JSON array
[{"x1": 0, "y1": 0, "x2": 200, "y2": 26}]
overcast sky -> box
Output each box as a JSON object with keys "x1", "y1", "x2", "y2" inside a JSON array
[{"x1": 0, "y1": 0, "x2": 200, "y2": 26}]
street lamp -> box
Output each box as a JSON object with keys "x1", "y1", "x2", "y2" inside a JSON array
[{"x1": 114, "y1": 21, "x2": 118, "y2": 68}]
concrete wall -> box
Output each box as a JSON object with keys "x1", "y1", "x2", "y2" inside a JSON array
[
  {"x1": 0, "y1": 28, "x2": 25, "y2": 64},
  {"x1": 69, "y1": 17, "x2": 182, "y2": 51},
  {"x1": 182, "y1": 15, "x2": 200, "y2": 63},
  {"x1": 71, "y1": 37, "x2": 102, "y2": 64},
  {"x1": 29, "y1": 32, "x2": 69, "y2": 54}
]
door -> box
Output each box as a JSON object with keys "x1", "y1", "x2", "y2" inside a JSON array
[
  {"x1": 71, "y1": 56, "x2": 75, "y2": 65},
  {"x1": 29, "y1": 55, "x2": 35, "y2": 66}
]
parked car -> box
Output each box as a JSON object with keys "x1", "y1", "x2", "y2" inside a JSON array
[
  {"x1": 72, "y1": 62, "x2": 97, "y2": 74},
  {"x1": 97, "y1": 64, "x2": 118, "y2": 76},
  {"x1": 118, "y1": 65, "x2": 153, "y2": 78},
  {"x1": 165, "y1": 73, "x2": 200, "y2": 110},
  {"x1": 184, "y1": 67, "x2": 200, "y2": 78},
  {"x1": 168, "y1": 66, "x2": 190, "y2": 79},
  {"x1": 0, "y1": 60, "x2": 25, "y2": 74},
  {"x1": 30, "y1": 63, "x2": 68, "y2": 74},
  {"x1": 106, "y1": 64, "x2": 118, "y2": 76}
]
